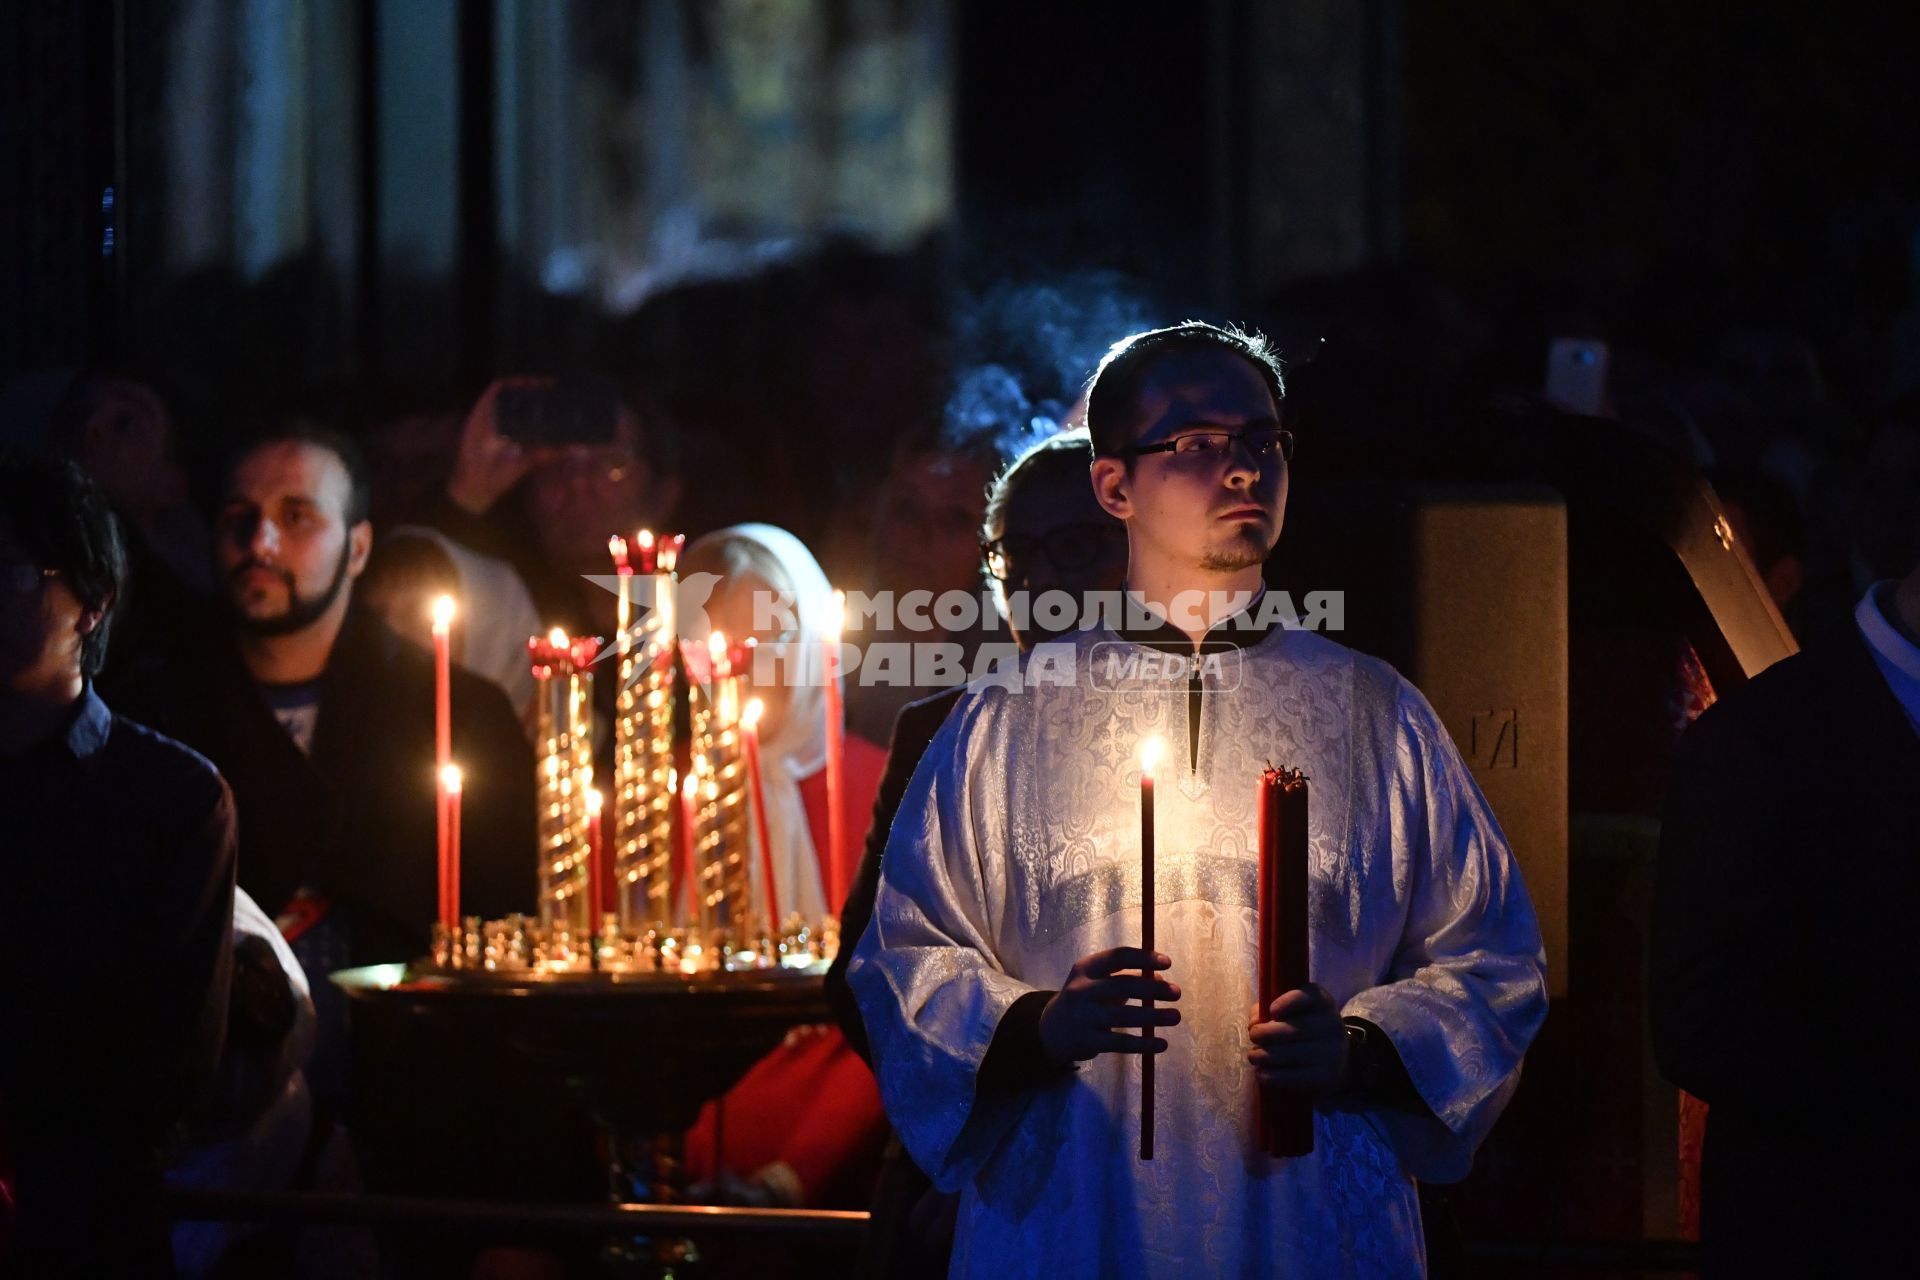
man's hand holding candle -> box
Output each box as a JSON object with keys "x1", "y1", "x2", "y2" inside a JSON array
[
  {"x1": 1038, "y1": 946, "x2": 1182, "y2": 1065},
  {"x1": 1246, "y1": 984, "x2": 1350, "y2": 1092}
]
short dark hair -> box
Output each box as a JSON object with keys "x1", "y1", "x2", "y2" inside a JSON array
[
  {"x1": 0, "y1": 449, "x2": 127, "y2": 677},
  {"x1": 225, "y1": 419, "x2": 372, "y2": 526},
  {"x1": 1083, "y1": 321, "x2": 1285, "y2": 458},
  {"x1": 983, "y1": 427, "x2": 1096, "y2": 541}
]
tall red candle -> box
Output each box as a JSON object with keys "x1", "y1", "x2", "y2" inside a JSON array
[
  {"x1": 610, "y1": 535, "x2": 633, "y2": 653},
  {"x1": 586, "y1": 787, "x2": 605, "y2": 930},
  {"x1": 678, "y1": 770, "x2": 700, "y2": 926},
  {"x1": 440, "y1": 764, "x2": 463, "y2": 928},
  {"x1": 822, "y1": 590, "x2": 847, "y2": 916},
  {"x1": 1140, "y1": 737, "x2": 1161, "y2": 1161},
  {"x1": 741, "y1": 699, "x2": 781, "y2": 931},
  {"x1": 1257, "y1": 765, "x2": 1314, "y2": 1157},
  {"x1": 432, "y1": 596, "x2": 455, "y2": 927}
]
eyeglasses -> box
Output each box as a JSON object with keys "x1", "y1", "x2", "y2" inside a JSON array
[
  {"x1": 981, "y1": 523, "x2": 1128, "y2": 583},
  {"x1": 1126, "y1": 427, "x2": 1295, "y2": 462},
  {"x1": 0, "y1": 562, "x2": 57, "y2": 595}
]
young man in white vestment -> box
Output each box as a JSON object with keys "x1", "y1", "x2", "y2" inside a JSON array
[{"x1": 848, "y1": 322, "x2": 1548, "y2": 1278}]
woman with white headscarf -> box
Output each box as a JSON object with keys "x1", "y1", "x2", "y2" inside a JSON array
[{"x1": 678, "y1": 524, "x2": 891, "y2": 1207}]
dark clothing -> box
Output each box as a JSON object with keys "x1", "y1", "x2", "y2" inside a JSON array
[
  {"x1": 1, "y1": 687, "x2": 236, "y2": 1275},
  {"x1": 97, "y1": 521, "x2": 224, "y2": 696},
  {"x1": 1652, "y1": 630, "x2": 1920, "y2": 1276},
  {"x1": 827, "y1": 685, "x2": 964, "y2": 1062},
  {"x1": 822, "y1": 686, "x2": 963, "y2": 1279},
  {"x1": 110, "y1": 605, "x2": 536, "y2": 1113},
  {"x1": 109, "y1": 605, "x2": 536, "y2": 966}
]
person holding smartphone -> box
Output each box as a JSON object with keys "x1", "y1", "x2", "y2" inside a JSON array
[{"x1": 426, "y1": 376, "x2": 683, "y2": 642}]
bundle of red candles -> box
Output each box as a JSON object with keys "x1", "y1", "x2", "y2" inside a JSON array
[{"x1": 1257, "y1": 764, "x2": 1314, "y2": 1158}]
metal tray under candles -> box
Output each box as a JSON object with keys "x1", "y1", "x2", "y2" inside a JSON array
[
  {"x1": 333, "y1": 958, "x2": 828, "y2": 994},
  {"x1": 332, "y1": 961, "x2": 839, "y2": 1263},
  {"x1": 332, "y1": 960, "x2": 833, "y2": 1136}
]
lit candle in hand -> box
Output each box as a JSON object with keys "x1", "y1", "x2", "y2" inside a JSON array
[{"x1": 1140, "y1": 736, "x2": 1162, "y2": 1161}]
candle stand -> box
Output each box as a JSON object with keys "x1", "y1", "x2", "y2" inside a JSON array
[{"x1": 335, "y1": 962, "x2": 832, "y2": 1277}]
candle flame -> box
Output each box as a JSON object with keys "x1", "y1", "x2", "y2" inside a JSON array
[
  {"x1": 547, "y1": 627, "x2": 569, "y2": 649},
  {"x1": 637, "y1": 528, "x2": 654, "y2": 551},
  {"x1": 826, "y1": 588, "x2": 846, "y2": 641},
  {"x1": 1140, "y1": 737, "x2": 1163, "y2": 778},
  {"x1": 431, "y1": 594, "x2": 456, "y2": 631},
  {"x1": 607, "y1": 534, "x2": 628, "y2": 567},
  {"x1": 742, "y1": 697, "x2": 765, "y2": 731},
  {"x1": 439, "y1": 763, "x2": 463, "y2": 794},
  {"x1": 585, "y1": 787, "x2": 603, "y2": 816}
]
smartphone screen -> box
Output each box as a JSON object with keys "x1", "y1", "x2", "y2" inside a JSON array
[{"x1": 496, "y1": 377, "x2": 621, "y2": 447}]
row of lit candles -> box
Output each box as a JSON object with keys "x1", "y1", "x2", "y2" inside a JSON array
[
  {"x1": 434, "y1": 559, "x2": 1310, "y2": 1144},
  {"x1": 425, "y1": 529, "x2": 852, "y2": 952}
]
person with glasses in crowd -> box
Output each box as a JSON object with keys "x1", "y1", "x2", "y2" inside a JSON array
[
  {"x1": 0, "y1": 451, "x2": 236, "y2": 1274},
  {"x1": 848, "y1": 322, "x2": 1547, "y2": 1277}
]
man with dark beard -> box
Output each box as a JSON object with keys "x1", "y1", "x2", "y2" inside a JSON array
[{"x1": 112, "y1": 422, "x2": 535, "y2": 1003}]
